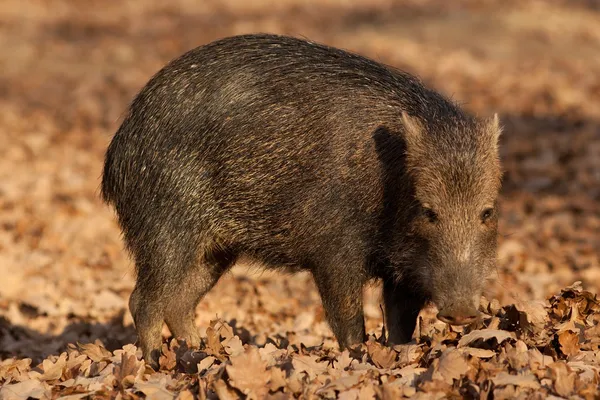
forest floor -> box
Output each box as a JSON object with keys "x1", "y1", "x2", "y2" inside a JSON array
[{"x1": 1, "y1": 0, "x2": 599, "y2": 398}]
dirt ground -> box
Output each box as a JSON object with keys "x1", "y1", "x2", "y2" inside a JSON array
[{"x1": 1, "y1": 0, "x2": 599, "y2": 398}]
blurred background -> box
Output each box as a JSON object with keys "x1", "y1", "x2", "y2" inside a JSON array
[{"x1": 1, "y1": 0, "x2": 599, "y2": 362}]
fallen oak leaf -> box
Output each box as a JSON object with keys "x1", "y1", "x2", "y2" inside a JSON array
[
  {"x1": 216, "y1": 320, "x2": 235, "y2": 340},
  {"x1": 176, "y1": 390, "x2": 195, "y2": 400},
  {"x1": 460, "y1": 347, "x2": 497, "y2": 359},
  {"x1": 213, "y1": 379, "x2": 238, "y2": 400},
  {"x1": 318, "y1": 372, "x2": 363, "y2": 394},
  {"x1": 335, "y1": 350, "x2": 357, "y2": 370},
  {"x1": 515, "y1": 300, "x2": 548, "y2": 329},
  {"x1": 492, "y1": 372, "x2": 541, "y2": 389},
  {"x1": 566, "y1": 361, "x2": 600, "y2": 383},
  {"x1": 285, "y1": 371, "x2": 304, "y2": 396},
  {"x1": 432, "y1": 348, "x2": 470, "y2": 385},
  {"x1": 258, "y1": 342, "x2": 286, "y2": 367},
  {"x1": 78, "y1": 342, "x2": 112, "y2": 363},
  {"x1": 0, "y1": 379, "x2": 50, "y2": 400},
  {"x1": 226, "y1": 347, "x2": 270, "y2": 398},
  {"x1": 205, "y1": 326, "x2": 224, "y2": 358},
  {"x1": 223, "y1": 335, "x2": 244, "y2": 357},
  {"x1": 338, "y1": 388, "x2": 361, "y2": 400},
  {"x1": 29, "y1": 353, "x2": 68, "y2": 382},
  {"x1": 291, "y1": 353, "x2": 328, "y2": 380},
  {"x1": 158, "y1": 343, "x2": 177, "y2": 371},
  {"x1": 114, "y1": 352, "x2": 143, "y2": 389},
  {"x1": 0, "y1": 358, "x2": 32, "y2": 382},
  {"x1": 134, "y1": 374, "x2": 176, "y2": 400},
  {"x1": 65, "y1": 353, "x2": 89, "y2": 379},
  {"x1": 393, "y1": 365, "x2": 428, "y2": 386},
  {"x1": 392, "y1": 343, "x2": 422, "y2": 365},
  {"x1": 458, "y1": 329, "x2": 514, "y2": 348},
  {"x1": 197, "y1": 355, "x2": 216, "y2": 373},
  {"x1": 549, "y1": 361, "x2": 577, "y2": 398},
  {"x1": 49, "y1": 392, "x2": 89, "y2": 400},
  {"x1": 380, "y1": 382, "x2": 403, "y2": 399},
  {"x1": 268, "y1": 366, "x2": 287, "y2": 392},
  {"x1": 358, "y1": 384, "x2": 377, "y2": 399},
  {"x1": 558, "y1": 330, "x2": 580, "y2": 357},
  {"x1": 366, "y1": 341, "x2": 396, "y2": 369}
]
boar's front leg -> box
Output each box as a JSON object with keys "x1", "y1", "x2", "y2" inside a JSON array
[
  {"x1": 383, "y1": 280, "x2": 427, "y2": 345},
  {"x1": 311, "y1": 265, "x2": 367, "y2": 349}
]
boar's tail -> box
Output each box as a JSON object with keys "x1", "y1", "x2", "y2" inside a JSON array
[
  {"x1": 100, "y1": 137, "x2": 120, "y2": 206},
  {"x1": 100, "y1": 120, "x2": 132, "y2": 207}
]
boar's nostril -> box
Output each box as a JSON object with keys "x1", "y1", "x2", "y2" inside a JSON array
[{"x1": 437, "y1": 311, "x2": 479, "y2": 326}]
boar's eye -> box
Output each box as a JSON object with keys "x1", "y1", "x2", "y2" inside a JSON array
[
  {"x1": 422, "y1": 207, "x2": 438, "y2": 223},
  {"x1": 480, "y1": 207, "x2": 494, "y2": 223}
]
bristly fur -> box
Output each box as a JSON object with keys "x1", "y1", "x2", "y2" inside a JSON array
[{"x1": 101, "y1": 33, "x2": 502, "y2": 367}]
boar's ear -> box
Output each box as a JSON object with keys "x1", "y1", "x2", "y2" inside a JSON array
[
  {"x1": 401, "y1": 112, "x2": 425, "y2": 151},
  {"x1": 485, "y1": 113, "x2": 502, "y2": 149}
]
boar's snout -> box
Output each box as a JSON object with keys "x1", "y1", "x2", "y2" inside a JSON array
[{"x1": 437, "y1": 307, "x2": 479, "y2": 326}]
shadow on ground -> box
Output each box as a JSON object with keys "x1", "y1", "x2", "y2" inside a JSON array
[{"x1": 0, "y1": 312, "x2": 137, "y2": 364}]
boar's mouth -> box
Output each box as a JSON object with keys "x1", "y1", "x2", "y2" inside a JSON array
[{"x1": 436, "y1": 308, "x2": 480, "y2": 326}]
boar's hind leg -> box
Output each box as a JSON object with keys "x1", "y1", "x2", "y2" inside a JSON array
[
  {"x1": 129, "y1": 273, "x2": 167, "y2": 369},
  {"x1": 163, "y1": 246, "x2": 237, "y2": 349},
  {"x1": 129, "y1": 238, "x2": 235, "y2": 369},
  {"x1": 312, "y1": 265, "x2": 366, "y2": 349},
  {"x1": 383, "y1": 279, "x2": 426, "y2": 345}
]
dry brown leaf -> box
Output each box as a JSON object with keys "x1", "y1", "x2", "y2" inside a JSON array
[
  {"x1": 527, "y1": 348, "x2": 555, "y2": 372},
  {"x1": 433, "y1": 349, "x2": 470, "y2": 385},
  {"x1": 65, "y1": 353, "x2": 88, "y2": 377},
  {"x1": 268, "y1": 366, "x2": 287, "y2": 392},
  {"x1": 338, "y1": 388, "x2": 361, "y2": 400},
  {"x1": 78, "y1": 342, "x2": 112, "y2": 363},
  {"x1": 54, "y1": 393, "x2": 91, "y2": 400},
  {"x1": 515, "y1": 300, "x2": 548, "y2": 328},
  {"x1": 291, "y1": 354, "x2": 328, "y2": 380},
  {"x1": 366, "y1": 341, "x2": 396, "y2": 369},
  {"x1": 321, "y1": 372, "x2": 363, "y2": 393},
  {"x1": 29, "y1": 353, "x2": 67, "y2": 382},
  {"x1": 358, "y1": 384, "x2": 376, "y2": 399},
  {"x1": 158, "y1": 343, "x2": 177, "y2": 371},
  {"x1": 216, "y1": 320, "x2": 235, "y2": 341},
  {"x1": 394, "y1": 365, "x2": 428, "y2": 386},
  {"x1": 223, "y1": 335, "x2": 244, "y2": 357},
  {"x1": 260, "y1": 346, "x2": 289, "y2": 371},
  {"x1": 335, "y1": 350, "x2": 357, "y2": 370},
  {"x1": 558, "y1": 330, "x2": 580, "y2": 357},
  {"x1": 380, "y1": 382, "x2": 403, "y2": 400},
  {"x1": 286, "y1": 372, "x2": 304, "y2": 395},
  {"x1": 549, "y1": 362, "x2": 577, "y2": 398},
  {"x1": 205, "y1": 326, "x2": 224, "y2": 358},
  {"x1": 492, "y1": 372, "x2": 541, "y2": 389},
  {"x1": 0, "y1": 358, "x2": 32, "y2": 382},
  {"x1": 134, "y1": 375, "x2": 175, "y2": 400},
  {"x1": 567, "y1": 361, "x2": 599, "y2": 383},
  {"x1": 176, "y1": 390, "x2": 195, "y2": 400},
  {"x1": 393, "y1": 343, "x2": 422, "y2": 365},
  {"x1": 197, "y1": 355, "x2": 216, "y2": 373},
  {"x1": 461, "y1": 347, "x2": 497, "y2": 359},
  {"x1": 114, "y1": 352, "x2": 143, "y2": 388},
  {"x1": 493, "y1": 385, "x2": 517, "y2": 399},
  {"x1": 458, "y1": 329, "x2": 514, "y2": 348},
  {"x1": 0, "y1": 380, "x2": 49, "y2": 400},
  {"x1": 226, "y1": 346, "x2": 270, "y2": 398},
  {"x1": 212, "y1": 379, "x2": 238, "y2": 400}
]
